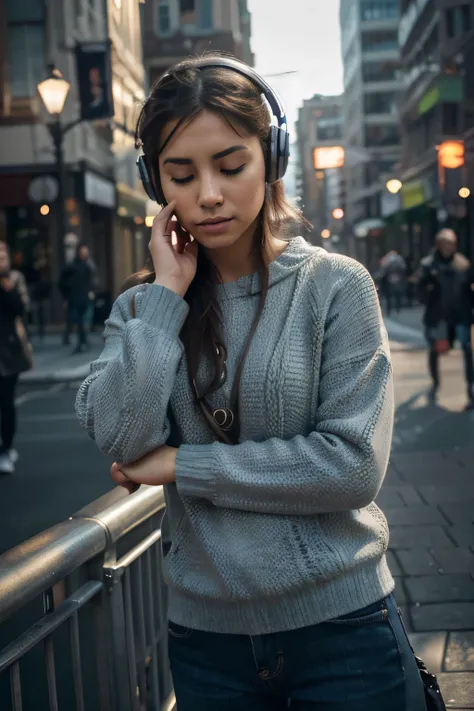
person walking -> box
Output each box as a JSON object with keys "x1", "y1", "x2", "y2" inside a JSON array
[
  {"x1": 0, "y1": 243, "x2": 32, "y2": 474},
  {"x1": 76, "y1": 55, "x2": 429, "y2": 709},
  {"x1": 59, "y1": 244, "x2": 95, "y2": 353},
  {"x1": 418, "y1": 228, "x2": 474, "y2": 409},
  {"x1": 380, "y1": 250, "x2": 407, "y2": 315}
]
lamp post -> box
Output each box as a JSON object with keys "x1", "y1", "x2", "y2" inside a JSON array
[{"x1": 38, "y1": 65, "x2": 71, "y2": 269}]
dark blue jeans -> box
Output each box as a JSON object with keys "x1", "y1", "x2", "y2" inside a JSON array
[{"x1": 168, "y1": 595, "x2": 426, "y2": 710}]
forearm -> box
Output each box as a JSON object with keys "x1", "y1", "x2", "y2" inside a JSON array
[
  {"x1": 76, "y1": 284, "x2": 188, "y2": 463},
  {"x1": 176, "y1": 353, "x2": 393, "y2": 514}
]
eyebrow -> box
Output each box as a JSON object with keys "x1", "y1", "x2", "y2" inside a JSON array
[{"x1": 163, "y1": 145, "x2": 248, "y2": 165}]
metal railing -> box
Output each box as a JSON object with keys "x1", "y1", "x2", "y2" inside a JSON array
[{"x1": 0, "y1": 485, "x2": 175, "y2": 711}]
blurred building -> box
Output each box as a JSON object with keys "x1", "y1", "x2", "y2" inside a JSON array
[
  {"x1": 398, "y1": 0, "x2": 474, "y2": 262},
  {"x1": 142, "y1": 0, "x2": 254, "y2": 87},
  {"x1": 296, "y1": 95, "x2": 346, "y2": 248},
  {"x1": 339, "y1": 0, "x2": 403, "y2": 268},
  {"x1": 0, "y1": 0, "x2": 148, "y2": 319}
]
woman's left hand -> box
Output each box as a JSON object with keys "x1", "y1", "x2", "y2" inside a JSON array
[{"x1": 111, "y1": 446, "x2": 178, "y2": 492}]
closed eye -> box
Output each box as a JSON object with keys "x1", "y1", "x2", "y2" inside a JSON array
[
  {"x1": 170, "y1": 164, "x2": 246, "y2": 184},
  {"x1": 222, "y1": 164, "x2": 246, "y2": 176},
  {"x1": 171, "y1": 175, "x2": 194, "y2": 185}
]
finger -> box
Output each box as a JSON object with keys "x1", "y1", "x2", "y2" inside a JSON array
[
  {"x1": 175, "y1": 230, "x2": 191, "y2": 255},
  {"x1": 152, "y1": 201, "x2": 176, "y2": 244},
  {"x1": 111, "y1": 468, "x2": 140, "y2": 494}
]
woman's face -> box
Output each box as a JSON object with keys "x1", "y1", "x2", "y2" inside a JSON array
[{"x1": 158, "y1": 110, "x2": 266, "y2": 250}]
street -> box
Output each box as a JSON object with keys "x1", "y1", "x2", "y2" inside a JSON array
[
  {"x1": 1, "y1": 314, "x2": 474, "y2": 706},
  {"x1": 0, "y1": 382, "x2": 112, "y2": 554}
]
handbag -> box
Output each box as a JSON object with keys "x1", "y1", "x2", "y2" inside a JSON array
[
  {"x1": 0, "y1": 319, "x2": 33, "y2": 376},
  {"x1": 415, "y1": 655, "x2": 446, "y2": 710},
  {"x1": 398, "y1": 608, "x2": 446, "y2": 710}
]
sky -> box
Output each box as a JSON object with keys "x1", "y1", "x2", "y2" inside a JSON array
[{"x1": 247, "y1": 0, "x2": 344, "y2": 135}]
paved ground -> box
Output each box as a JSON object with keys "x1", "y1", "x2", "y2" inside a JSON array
[
  {"x1": 1, "y1": 309, "x2": 474, "y2": 707},
  {"x1": 384, "y1": 307, "x2": 474, "y2": 709},
  {"x1": 20, "y1": 332, "x2": 104, "y2": 384}
]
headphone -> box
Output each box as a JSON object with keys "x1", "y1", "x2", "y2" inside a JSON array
[{"x1": 136, "y1": 56, "x2": 290, "y2": 204}]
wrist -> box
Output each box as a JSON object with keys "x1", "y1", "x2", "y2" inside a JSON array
[{"x1": 153, "y1": 278, "x2": 187, "y2": 298}]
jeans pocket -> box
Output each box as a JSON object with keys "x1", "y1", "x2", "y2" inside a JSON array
[
  {"x1": 168, "y1": 621, "x2": 194, "y2": 639},
  {"x1": 327, "y1": 599, "x2": 389, "y2": 626}
]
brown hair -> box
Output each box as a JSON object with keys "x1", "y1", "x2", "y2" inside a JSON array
[{"x1": 128, "y1": 53, "x2": 305, "y2": 398}]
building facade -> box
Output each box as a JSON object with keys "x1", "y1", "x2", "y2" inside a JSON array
[
  {"x1": 296, "y1": 95, "x2": 345, "y2": 248},
  {"x1": 339, "y1": 0, "x2": 403, "y2": 267},
  {"x1": 398, "y1": 0, "x2": 474, "y2": 262},
  {"x1": 0, "y1": 0, "x2": 148, "y2": 322},
  {"x1": 142, "y1": 0, "x2": 254, "y2": 87}
]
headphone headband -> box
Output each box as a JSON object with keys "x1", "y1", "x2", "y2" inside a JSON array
[{"x1": 162, "y1": 57, "x2": 287, "y2": 129}]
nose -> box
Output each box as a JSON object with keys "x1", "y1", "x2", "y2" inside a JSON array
[{"x1": 197, "y1": 171, "x2": 223, "y2": 209}]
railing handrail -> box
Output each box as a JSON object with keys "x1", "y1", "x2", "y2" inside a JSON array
[{"x1": 0, "y1": 485, "x2": 166, "y2": 623}]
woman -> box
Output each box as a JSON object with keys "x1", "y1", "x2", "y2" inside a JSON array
[
  {"x1": 0, "y1": 242, "x2": 30, "y2": 474},
  {"x1": 76, "y1": 55, "x2": 427, "y2": 709}
]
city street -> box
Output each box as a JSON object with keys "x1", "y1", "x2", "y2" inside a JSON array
[{"x1": 1, "y1": 313, "x2": 474, "y2": 706}]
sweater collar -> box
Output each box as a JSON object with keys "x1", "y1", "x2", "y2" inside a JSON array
[{"x1": 216, "y1": 236, "x2": 315, "y2": 300}]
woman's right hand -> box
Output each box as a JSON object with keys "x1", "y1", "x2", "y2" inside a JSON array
[{"x1": 150, "y1": 200, "x2": 198, "y2": 297}]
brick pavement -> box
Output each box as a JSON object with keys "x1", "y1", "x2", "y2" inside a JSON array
[{"x1": 381, "y1": 338, "x2": 474, "y2": 709}]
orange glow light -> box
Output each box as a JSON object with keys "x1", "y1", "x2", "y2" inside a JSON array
[
  {"x1": 313, "y1": 146, "x2": 345, "y2": 170},
  {"x1": 438, "y1": 141, "x2": 464, "y2": 169},
  {"x1": 332, "y1": 208, "x2": 344, "y2": 220}
]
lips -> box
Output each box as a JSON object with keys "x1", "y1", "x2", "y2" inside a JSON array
[
  {"x1": 197, "y1": 217, "x2": 233, "y2": 226},
  {"x1": 196, "y1": 217, "x2": 235, "y2": 236}
]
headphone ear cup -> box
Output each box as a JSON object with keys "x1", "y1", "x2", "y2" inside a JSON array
[
  {"x1": 266, "y1": 127, "x2": 290, "y2": 183},
  {"x1": 137, "y1": 156, "x2": 158, "y2": 202},
  {"x1": 277, "y1": 127, "x2": 290, "y2": 181},
  {"x1": 266, "y1": 126, "x2": 279, "y2": 184}
]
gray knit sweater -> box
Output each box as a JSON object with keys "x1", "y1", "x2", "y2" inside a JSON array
[{"x1": 76, "y1": 237, "x2": 395, "y2": 635}]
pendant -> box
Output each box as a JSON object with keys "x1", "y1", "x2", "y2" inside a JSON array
[{"x1": 213, "y1": 408, "x2": 235, "y2": 431}]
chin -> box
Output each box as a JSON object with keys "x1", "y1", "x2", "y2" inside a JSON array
[{"x1": 195, "y1": 227, "x2": 250, "y2": 251}]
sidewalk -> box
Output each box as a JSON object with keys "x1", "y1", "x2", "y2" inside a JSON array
[
  {"x1": 20, "y1": 333, "x2": 104, "y2": 384},
  {"x1": 383, "y1": 305, "x2": 426, "y2": 349},
  {"x1": 386, "y1": 344, "x2": 474, "y2": 708}
]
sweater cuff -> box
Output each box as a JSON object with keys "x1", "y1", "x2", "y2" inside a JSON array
[
  {"x1": 175, "y1": 444, "x2": 217, "y2": 501},
  {"x1": 136, "y1": 284, "x2": 189, "y2": 337}
]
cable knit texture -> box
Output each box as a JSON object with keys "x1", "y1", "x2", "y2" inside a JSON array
[{"x1": 76, "y1": 237, "x2": 395, "y2": 635}]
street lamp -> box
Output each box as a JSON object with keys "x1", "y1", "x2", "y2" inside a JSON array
[
  {"x1": 321, "y1": 229, "x2": 331, "y2": 239},
  {"x1": 459, "y1": 187, "x2": 471, "y2": 199},
  {"x1": 332, "y1": 208, "x2": 344, "y2": 220},
  {"x1": 38, "y1": 65, "x2": 72, "y2": 269},
  {"x1": 386, "y1": 179, "x2": 403, "y2": 195}
]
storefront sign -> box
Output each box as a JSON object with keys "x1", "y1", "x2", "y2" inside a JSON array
[
  {"x1": 401, "y1": 180, "x2": 425, "y2": 210},
  {"x1": 84, "y1": 172, "x2": 116, "y2": 209}
]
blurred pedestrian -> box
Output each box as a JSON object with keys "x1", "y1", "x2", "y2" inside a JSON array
[
  {"x1": 23, "y1": 243, "x2": 51, "y2": 340},
  {"x1": 418, "y1": 228, "x2": 474, "y2": 408},
  {"x1": 59, "y1": 244, "x2": 95, "y2": 354},
  {"x1": 76, "y1": 55, "x2": 428, "y2": 708},
  {"x1": 0, "y1": 243, "x2": 32, "y2": 474},
  {"x1": 380, "y1": 250, "x2": 407, "y2": 315}
]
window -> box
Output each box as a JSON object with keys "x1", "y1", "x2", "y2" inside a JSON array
[
  {"x1": 158, "y1": 3, "x2": 171, "y2": 34},
  {"x1": 316, "y1": 124, "x2": 342, "y2": 141},
  {"x1": 442, "y1": 103, "x2": 460, "y2": 135},
  {"x1": 360, "y1": 1, "x2": 399, "y2": 22},
  {"x1": 362, "y1": 30, "x2": 398, "y2": 52},
  {"x1": 5, "y1": 0, "x2": 45, "y2": 101},
  {"x1": 446, "y1": 8, "x2": 455, "y2": 37},
  {"x1": 180, "y1": 0, "x2": 195, "y2": 12},
  {"x1": 8, "y1": 25, "x2": 45, "y2": 97},
  {"x1": 364, "y1": 92, "x2": 397, "y2": 114},
  {"x1": 362, "y1": 60, "x2": 398, "y2": 82},
  {"x1": 364, "y1": 125, "x2": 400, "y2": 146},
  {"x1": 199, "y1": 0, "x2": 213, "y2": 29},
  {"x1": 462, "y1": 4, "x2": 472, "y2": 32},
  {"x1": 446, "y1": 5, "x2": 471, "y2": 38}
]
